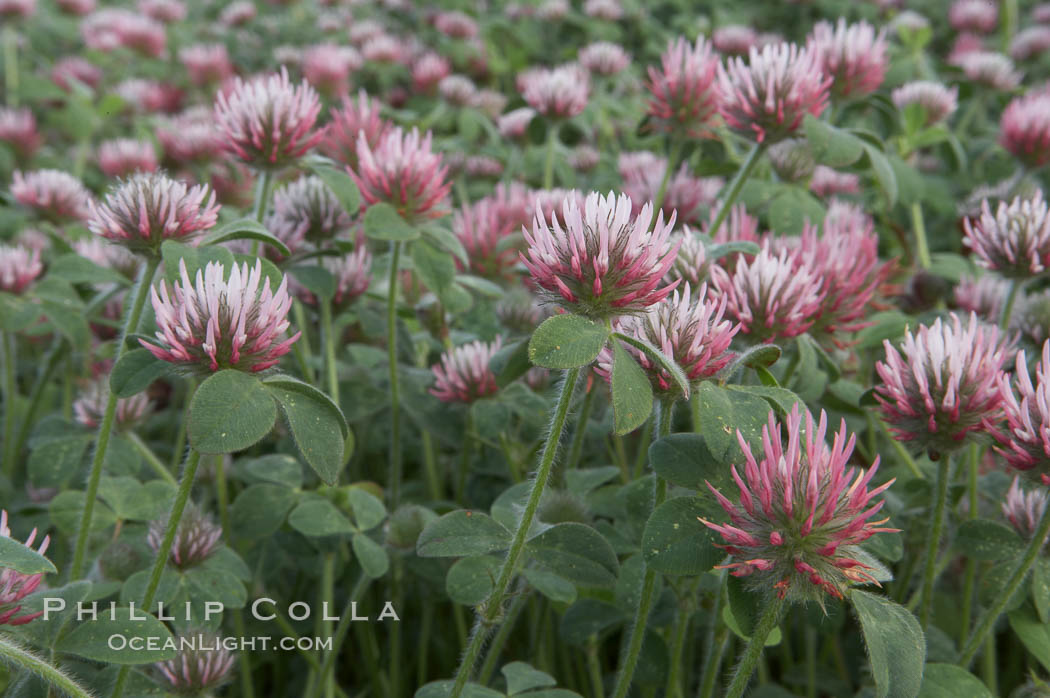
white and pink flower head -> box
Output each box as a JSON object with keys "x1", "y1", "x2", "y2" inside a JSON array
[
  {"x1": 97, "y1": 138, "x2": 159, "y2": 178},
  {"x1": 1012, "y1": 26, "x2": 1050, "y2": 61},
  {"x1": 517, "y1": 64, "x2": 590, "y2": 120},
  {"x1": 700, "y1": 406, "x2": 896, "y2": 602},
  {"x1": 137, "y1": 0, "x2": 184, "y2": 23},
  {"x1": 0, "y1": 244, "x2": 42, "y2": 294},
  {"x1": 12, "y1": 169, "x2": 92, "y2": 223},
  {"x1": 412, "y1": 52, "x2": 452, "y2": 93},
  {"x1": 158, "y1": 107, "x2": 223, "y2": 165},
  {"x1": 875, "y1": 312, "x2": 1009, "y2": 456},
  {"x1": 498, "y1": 107, "x2": 537, "y2": 140},
  {"x1": 74, "y1": 376, "x2": 152, "y2": 430},
  {"x1": 619, "y1": 151, "x2": 719, "y2": 225},
  {"x1": 717, "y1": 42, "x2": 831, "y2": 144},
  {"x1": 433, "y1": 10, "x2": 478, "y2": 39},
  {"x1": 713, "y1": 25, "x2": 759, "y2": 56},
  {"x1": 1000, "y1": 92, "x2": 1050, "y2": 169},
  {"x1": 963, "y1": 191, "x2": 1050, "y2": 279},
  {"x1": 322, "y1": 90, "x2": 392, "y2": 171},
  {"x1": 51, "y1": 56, "x2": 102, "y2": 92},
  {"x1": 521, "y1": 190, "x2": 681, "y2": 319},
  {"x1": 949, "y1": 0, "x2": 998, "y2": 34},
  {"x1": 0, "y1": 108, "x2": 39, "y2": 159},
  {"x1": 955, "y1": 51, "x2": 1022, "y2": 91},
  {"x1": 809, "y1": 165, "x2": 860, "y2": 198},
  {"x1": 143, "y1": 259, "x2": 300, "y2": 375},
  {"x1": 349, "y1": 127, "x2": 451, "y2": 223},
  {"x1": 179, "y1": 44, "x2": 234, "y2": 87},
  {"x1": 155, "y1": 630, "x2": 236, "y2": 693},
  {"x1": 265, "y1": 175, "x2": 351, "y2": 250},
  {"x1": 891, "y1": 81, "x2": 958, "y2": 127},
  {"x1": 215, "y1": 68, "x2": 324, "y2": 171},
  {"x1": 302, "y1": 44, "x2": 362, "y2": 97},
  {"x1": 806, "y1": 19, "x2": 888, "y2": 100},
  {"x1": 995, "y1": 341, "x2": 1050, "y2": 481},
  {"x1": 88, "y1": 172, "x2": 219, "y2": 256},
  {"x1": 579, "y1": 41, "x2": 631, "y2": 76},
  {"x1": 955, "y1": 274, "x2": 1009, "y2": 322},
  {"x1": 646, "y1": 36, "x2": 720, "y2": 140},
  {"x1": 148, "y1": 504, "x2": 222, "y2": 569},
  {"x1": 0, "y1": 510, "x2": 50, "y2": 626},
  {"x1": 1002, "y1": 476, "x2": 1050, "y2": 543},
  {"x1": 453, "y1": 198, "x2": 519, "y2": 280},
  {"x1": 325, "y1": 247, "x2": 372, "y2": 308},
  {"x1": 430, "y1": 338, "x2": 502, "y2": 404},
  {"x1": 82, "y1": 8, "x2": 166, "y2": 57}
]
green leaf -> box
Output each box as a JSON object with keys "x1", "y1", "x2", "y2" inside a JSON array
[
  {"x1": 954, "y1": 519, "x2": 1025, "y2": 561},
  {"x1": 642, "y1": 496, "x2": 724, "y2": 575},
  {"x1": 1034, "y1": 560, "x2": 1050, "y2": 623},
  {"x1": 347, "y1": 488, "x2": 386, "y2": 531},
  {"x1": 416, "y1": 511, "x2": 512, "y2": 557},
  {"x1": 57, "y1": 606, "x2": 176, "y2": 664},
  {"x1": 559, "y1": 599, "x2": 626, "y2": 645},
  {"x1": 352, "y1": 532, "x2": 390, "y2": 578},
  {"x1": 49, "y1": 253, "x2": 130, "y2": 286},
  {"x1": 525, "y1": 522, "x2": 619, "y2": 587},
  {"x1": 28, "y1": 435, "x2": 91, "y2": 489},
  {"x1": 231, "y1": 484, "x2": 297, "y2": 539},
  {"x1": 240, "y1": 454, "x2": 302, "y2": 489},
  {"x1": 0, "y1": 292, "x2": 38, "y2": 331},
  {"x1": 288, "y1": 265, "x2": 336, "y2": 302},
  {"x1": 412, "y1": 239, "x2": 456, "y2": 292},
  {"x1": 263, "y1": 375, "x2": 349, "y2": 485},
  {"x1": 522, "y1": 567, "x2": 577, "y2": 604},
  {"x1": 110, "y1": 348, "x2": 170, "y2": 397},
  {"x1": 161, "y1": 240, "x2": 236, "y2": 283},
  {"x1": 420, "y1": 222, "x2": 469, "y2": 267},
  {"x1": 728, "y1": 385, "x2": 803, "y2": 417},
  {"x1": 198, "y1": 218, "x2": 290, "y2": 257},
  {"x1": 502, "y1": 661, "x2": 557, "y2": 695},
  {"x1": 415, "y1": 681, "x2": 503, "y2": 698},
  {"x1": 613, "y1": 331, "x2": 690, "y2": 400},
  {"x1": 610, "y1": 340, "x2": 654, "y2": 435},
  {"x1": 803, "y1": 114, "x2": 865, "y2": 167},
  {"x1": 39, "y1": 297, "x2": 90, "y2": 348},
  {"x1": 769, "y1": 188, "x2": 825, "y2": 236},
  {"x1": 1009, "y1": 604, "x2": 1050, "y2": 673},
  {"x1": 446, "y1": 555, "x2": 500, "y2": 605},
  {"x1": 307, "y1": 160, "x2": 362, "y2": 216},
  {"x1": 724, "y1": 576, "x2": 782, "y2": 646},
  {"x1": 0, "y1": 536, "x2": 57, "y2": 575},
  {"x1": 705, "y1": 240, "x2": 760, "y2": 261},
  {"x1": 287, "y1": 498, "x2": 354, "y2": 537},
  {"x1": 363, "y1": 202, "x2": 419, "y2": 242},
  {"x1": 851, "y1": 589, "x2": 925, "y2": 698},
  {"x1": 855, "y1": 311, "x2": 910, "y2": 350},
  {"x1": 491, "y1": 339, "x2": 532, "y2": 389},
  {"x1": 188, "y1": 370, "x2": 277, "y2": 454},
  {"x1": 862, "y1": 144, "x2": 898, "y2": 207},
  {"x1": 528, "y1": 314, "x2": 609, "y2": 370},
  {"x1": 918, "y1": 664, "x2": 993, "y2": 698}
]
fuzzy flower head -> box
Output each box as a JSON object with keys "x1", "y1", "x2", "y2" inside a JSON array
[
  {"x1": 1000, "y1": 93, "x2": 1050, "y2": 169},
  {"x1": 598, "y1": 283, "x2": 738, "y2": 398},
  {"x1": 74, "y1": 377, "x2": 152, "y2": 430},
  {"x1": 321, "y1": 90, "x2": 391, "y2": 170},
  {"x1": 412, "y1": 52, "x2": 452, "y2": 93},
  {"x1": 955, "y1": 274, "x2": 1008, "y2": 322},
  {"x1": 302, "y1": 44, "x2": 362, "y2": 97},
  {"x1": 97, "y1": 138, "x2": 159, "y2": 178},
  {"x1": 619, "y1": 151, "x2": 719, "y2": 225},
  {"x1": 498, "y1": 107, "x2": 536, "y2": 139},
  {"x1": 955, "y1": 51, "x2": 1022, "y2": 91},
  {"x1": 88, "y1": 172, "x2": 219, "y2": 255},
  {"x1": 579, "y1": 41, "x2": 630, "y2": 76},
  {"x1": 0, "y1": 108, "x2": 39, "y2": 159},
  {"x1": 1011, "y1": 26, "x2": 1050, "y2": 61},
  {"x1": 453, "y1": 198, "x2": 519, "y2": 279},
  {"x1": 963, "y1": 192, "x2": 1050, "y2": 278},
  {"x1": 646, "y1": 36, "x2": 720, "y2": 139},
  {"x1": 0, "y1": 511, "x2": 49, "y2": 626},
  {"x1": 325, "y1": 247, "x2": 372, "y2": 307},
  {"x1": 155, "y1": 630, "x2": 235, "y2": 694},
  {"x1": 143, "y1": 260, "x2": 300, "y2": 375},
  {"x1": 891, "y1": 81, "x2": 958, "y2": 127},
  {"x1": 12, "y1": 169, "x2": 92, "y2": 222},
  {"x1": 807, "y1": 19, "x2": 888, "y2": 100},
  {"x1": 158, "y1": 107, "x2": 222, "y2": 165},
  {"x1": 430, "y1": 338, "x2": 502, "y2": 404},
  {"x1": 1003, "y1": 477, "x2": 1050, "y2": 543},
  {"x1": 875, "y1": 312, "x2": 1008, "y2": 456},
  {"x1": 717, "y1": 42, "x2": 831, "y2": 144},
  {"x1": 0, "y1": 244, "x2": 42, "y2": 294},
  {"x1": 517, "y1": 64, "x2": 590, "y2": 120},
  {"x1": 768, "y1": 139, "x2": 817, "y2": 182},
  {"x1": 266, "y1": 176, "x2": 351, "y2": 249},
  {"x1": 995, "y1": 342, "x2": 1050, "y2": 478},
  {"x1": 521, "y1": 191, "x2": 680, "y2": 319},
  {"x1": 214, "y1": 68, "x2": 324, "y2": 170},
  {"x1": 349, "y1": 127, "x2": 451, "y2": 223},
  {"x1": 949, "y1": 0, "x2": 998, "y2": 33},
  {"x1": 179, "y1": 44, "x2": 233, "y2": 86},
  {"x1": 669, "y1": 228, "x2": 711, "y2": 287},
  {"x1": 701, "y1": 407, "x2": 895, "y2": 602},
  {"x1": 148, "y1": 505, "x2": 222, "y2": 569},
  {"x1": 711, "y1": 247, "x2": 824, "y2": 343},
  {"x1": 713, "y1": 25, "x2": 759, "y2": 56}
]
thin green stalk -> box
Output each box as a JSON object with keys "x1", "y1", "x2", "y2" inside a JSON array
[
  {"x1": 387, "y1": 241, "x2": 404, "y2": 507},
  {"x1": 249, "y1": 170, "x2": 274, "y2": 255},
  {"x1": 875, "y1": 418, "x2": 924, "y2": 480},
  {"x1": 12, "y1": 340, "x2": 69, "y2": 466},
  {"x1": 959, "y1": 505, "x2": 1050, "y2": 666},
  {"x1": 611, "y1": 403, "x2": 673, "y2": 698},
  {"x1": 3, "y1": 25, "x2": 18, "y2": 107},
  {"x1": 169, "y1": 379, "x2": 194, "y2": 469},
  {"x1": 651, "y1": 140, "x2": 682, "y2": 226},
  {"x1": 632, "y1": 418, "x2": 653, "y2": 480},
  {"x1": 320, "y1": 553, "x2": 336, "y2": 698},
  {"x1": 421, "y1": 430, "x2": 442, "y2": 501},
  {"x1": 292, "y1": 300, "x2": 316, "y2": 384},
  {"x1": 126, "y1": 432, "x2": 177, "y2": 485},
  {"x1": 697, "y1": 573, "x2": 729, "y2": 698},
  {"x1": 418, "y1": 604, "x2": 433, "y2": 687},
  {"x1": 910, "y1": 202, "x2": 932, "y2": 270},
  {"x1": 110, "y1": 448, "x2": 203, "y2": 698},
  {"x1": 449, "y1": 367, "x2": 581, "y2": 697},
  {"x1": 71, "y1": 256, "x2": 161, "y2": 579},
  {"x1": 724, "y1": 595, "x2": 785, "y2": 698},
  {"x1": 1001, "y1": 0, "x2": 1018, "y2": 54},
  {"x1": 232, "y1": 609, "x2": 256, "y2": 698},
  {"x1": 388, "y1": 558, "x2": 404, "y2": 698},
  {"x1": 319, "y1": 299, "x2": 339, "y2": 405},
  {"x1": 311, "y1": 573, "x2": 371, "y2": 698},
  {"x1": 477, "y1": 587, "x2": 532, "y2": 685},
  {"x1": 707, "y1": 143, "x2": 766, "y2": 239},
  {"x1": 959, "y1": 444, "x2": 980, "y2": 646},
  {"x1": 586, "y1": 635, "x2": 606, "y2": 698},
  {"x1": 1000, "y1": 280, "x2": 1021, "y2": 330},
  {"x1": 0, "y1": 635, "x2": 93, "y2": 698},
  {"x1": 456, "y1": 412, "x2": 475, "y2": 505},
  {"x1": 919, "y1": 456, "x2": 952, "y2": 629},
  {"x1": 214, "y1": 454, "x2": 230, "y2": 539},
  {"x1": 2, "y1": 331, "x2": 17, "y2": 478},
  {"x1": 666, "y1": 585, "x2": 696, "y2": 698},
  {"x1": 565, "y1": 382, "x2": 595, "y2": 472},
  {"x1": 543, "y1": 122, "x2": 559, "y2": 189},
  {"x1": 981, "y1": 633, "x2": 997, "y2": 694}
]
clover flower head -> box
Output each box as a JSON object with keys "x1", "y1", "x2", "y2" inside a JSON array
[
  {"x1": 806, "y1": 19, "x2": 888, "y2": 99},
  {"x1": 430, "y1": 338, "x2": 502, "y2": 404},
  {"x1": 0, "y1": 244, "x2": 42, "y2": 294},
  {"x1": 155, "y1": 631, "x2": 236, "y2": 694},
  {"x1": 517, "y1": 63, "x2": 590, "y2": 119},
  {"x1": 963, "y1": 191, "x2": 1050, "y2": 278},
  {"x1": 349, "y1": 127, "x2": 451, "y2": 223},
  {"x1": 12, "y1": 169, "x2": 92, "y2": 222},
  {"x1": 1000, "y1": 93, "x2": 1050, "y2": 169}
]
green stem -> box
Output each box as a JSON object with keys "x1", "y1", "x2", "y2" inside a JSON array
[
  {"x1": 980, "y1": 633, "x2": 997, "y2": 693},
  {"x1": 71, "y1": 256, "x2": 161, "y2": 579},
  {"x1": 959, "y1": 504, "x2": 1050, "y2": 666},
  {"x1": 292, "y1": 300, "x2": 315, "y2": 384},
  {"x1": 651, "y1": 140, "x2": 682, "y2": 225},
  {"x1": 910, "y1": 202, "x2": 932, "y2": 270},
  {"x1": 319, "y1": 299, "x2": 339, "y2": 405},
  {"x1": 543, "y1": 121, "x2": 559, "y2": 189},
  {"x1": 250, "y1": 170, "x2": 274, "y2": 248},
  {"x1": 565, "y1": 381, "x2": 595, "y2": 472},
  {"x1": 456, "y1": 412, "x2": 475, "y2": 505},
  {"x1": 214, "y1": 454, "x2": 230, "y2": 537},
  {"x1": 665, "y1": 586, "x2": 695, "y2": 698},
  {"x1": 707, "y1": 143, "x2": 766, "y2": 239},
  {"x1": 388, "y1": 558, "x2": 403, "y2": 698},
  {"x1": 320, "y1": 553, "x2": 336, "y2": 698},
  {"x1": 697, "y1": 572, "x2": 729, "y2": 698},
  {"x1": 875, "y1": 417, "x2": 924, "y2": 480},
  {"x1": 0, "y1": 635, "x2": 93, "y2": 698},
  {"x1": 12, "y1": 340, "x2": 69, "y2": 468},
  {"x1": 477, "y1": 586, "x2": 531, "y2": 685},
  {"x1": 919, "y1": 457, "x2": 952, "y2": 629},
  {"x1": 3, "y1": 25, "x2": 18, "y2": 107},
  {"x1": 311, "y1": 573, "x2": 371, "y2": 698},
  {"x1": 724, "y1": 595, "x2": 785, "y2": 698},
  {"x1": 110, "y1": 448, "x2": 202, "y2": 698},
  {"x1": 1000, "y1": 279, "x2": 1021, "y2": 330},
  {"x1": 126, "y1": 432, "x2": 177, "y2": 485},
  {"x1": 387, "y1": 241, "x2": 403, "y2": 507},
  {"x1": 169, "y1": 379, "x2": 194, "y2": 469},
  {"x1": 449, "y1": 367, "x2": 581, "y2": 697},
  {"x1": 421, "y1": 430, "x2": 442, "y2": 501},
  {"x1": 2, "y1": 331, "x2": 17, "y2": 479},
  {"x1": 632, "y1": 418, "x2": 653, "y2": 480},
  {"x1": 959, "y1": 444, "x2": 980, "y2": 646},
  {"x1": 586, "y1": 635, "x2": 606, "y2": 698},
  {"x1": 1001, "y1": 0, "x2": 1018, "y2": 54}
]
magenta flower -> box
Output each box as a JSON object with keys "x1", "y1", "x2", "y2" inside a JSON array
[
  {"x1": 453, "y1": 199, "x2": 518, "y2": 279},
  {"x1": 954, "y1": 51, "x2": 1022, "y2": 91},
  {"x1": 433, "y1": 10, "x2": 478, "y2": 38},
  {"x1": 995, "y1": 342, "x2": 1050, "y2": 479},
  {"x1": 82, "y1": 9, "x2": 166, "y2": 57},
  {"x1": 219, "y1": 0, "x2": 254, "y2": 27},
  {"x1": 701, "y1": 406, "x2": 896, "y2": 601},
  {"x1": 88, "y1": 172, "x2": 219, "y2": 255},
  {"x1": 412, "y1": 52, "x2": 452, "y2": 93},
  {"x1": 158, "y1": 107, "x2": 223, "y2": 165},
  {"x1": 148, "y1": 504, "x2": 221, "y2": 569},
  {"x1": 74, "y1": 377, "x2": 152, "y2": 430},
  {"x1": 51, "y1": 56, "x2": 102, "y2": 92},
  {"x1": 266, "y1": 175, "x2": 351, "y2": 249},
  {"x1": 717, "y1": 42, "x2": 831, "y2": 144},
  {"x1": 806, "y1": 19, "x2": 888, "y2": 99},
  {"x1": 517, "y1": 64, "x2": 590, "y2": 120},
  {"x1": 891, "y1": 81, "x2": 958, "y2": 126},
  {"x1": 56, "y1": 0, "x2": 92, "y2": 15},
  {"x1": 0, "y1": 108, "x2": 39, "y2": 159},
  {"x1": 322, "y1": 90, "x2": 391, "y2": 170},
  {"x1": 0, "y1": 244, "x2": 43, "y2": 294},
  {"x1": 579, "y1": 41, "x2": 631, "y2": 76},
  {"x1": 949, "y1": 0, "x2": 998, "y2": 33},
  {"x1": 875, "y1": 312, "x2": 1008, "y2": 455},
  {"x1": 1000, "y1": 93, "x2": 1050, "y2": 169},
  {"x1": 0, "y1": 0, "x2": 33, "y2": 18},
  {"x1": 138, "y1": 0, "x2": 184, "y2": 23},
  {"x1": 0, "y1": 511, "x2": 50, "y2": 626},
  {"x1": 430, "y1": 338, "x2": 502, "y2": 404},
  {"x1": 955, "y1": 274, "x2": 1009, "y2": 322},
  {"x1": 584, "y1": 0, "x2": 622, "y2": 20},
  {"x1": 598, "y1": 283, "x2": 738, "y2": 397},
  {"x1": 326, "y1": 247, "x2": 372, "y2": 307},
  {"x1": 302, "y1": 44, "x2": 362, "y2": 97},
  {"x1": 12, "y1": 169, "x2": 92, "y2": 222},
  {"x1": 155, "y1": 631, "x2": 235, "y2": 694},
  {"x1": 711, "y1": 247, "x2": 824, "y2": 342},
  {"x1": 645, "y1": 37, "x2": 720, "y2": 139},
  {"x1": 97, "y1": 138, "x2": 158, "y2": 178},
  {"x1": 214, "y1": 68, "x2": 324, "y2": 170},
  {"x1": 361, "y1": 34, "x2": 407, "y2": 64},
  {"x1": 521, "y1": 190, "x2": 680, "y2": 319},
  {"x1": 963, "y1": 192, "x2": 1050, "y2": 278},
  {"x1": 179, "y1": 44, "x2": 234, "y2": 86},
  {"x1": 1011, "y1": 27, "x2": 1050, "y2": 61},
  {"x1": 619, "y1": 151, "x2": 720, "y2": 225},
  {"x1": 349, "y1": 127, "x2": 451, "y2": 223},
  {"x1": 713, "y1": 25, "x2": 759, "y2": 56},
  {"x1": 498, "y1": 107, "x2": 537, "y2": 140},
  {"x1": 438, "y1": 75, "x2": 479, "y2": 107},
  {"x1": 143, "y1": 260, "x2": 300, "y2": 374},
  {"x1": 570, "y1": 144, "x2": 600, "y2": 171},
  {"x1": 809, "y1": 165, "x2": 860, "y2": 198},
  {"x1": 1003, "y1": 477, "x2": 1050, "y2": 543}
]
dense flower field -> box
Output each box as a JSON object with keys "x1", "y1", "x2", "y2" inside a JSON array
[{"x1": 3, "y1": 0, "x2": 1050, "y2": 696}]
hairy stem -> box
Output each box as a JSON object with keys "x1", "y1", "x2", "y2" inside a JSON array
[
  {"x1": 387, "y1": 241, "x2": 404, "y2": 507},
  {"x1": 724, "y1": 595, "x2": 785, "y2": 698},
  {"x1": 319, "y1": 299, "x2": 339, "y2": 405},
  {"x1": 707, "y1": 142, "x2": 766, "y2": 239},
  {"x1": 0, "y1": 635, "x2": 93, "y2": 698},
  {"x1": 919, "y1": 457, "x2": 952, "y2": 629}
]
